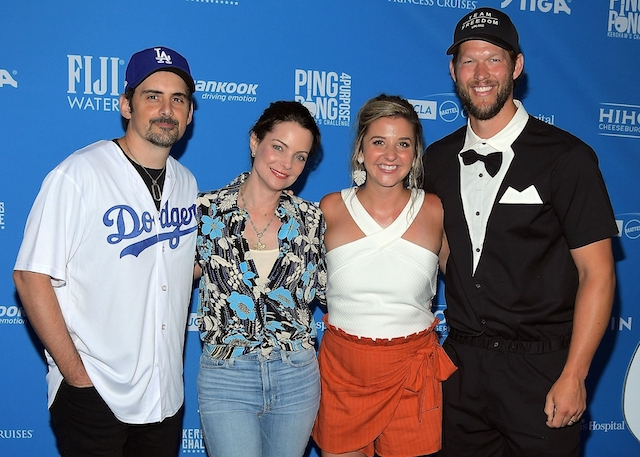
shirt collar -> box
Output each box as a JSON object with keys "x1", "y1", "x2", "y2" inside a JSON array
[{"x1": 462, "y1": 100, "x2": 529, "y2": 153}]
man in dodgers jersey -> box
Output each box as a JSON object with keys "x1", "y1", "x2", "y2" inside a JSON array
[
  {"x1": 423, "y1": 8, "x2": 617, "y2": 457},
  {"x1": 14, "y1": 46, "x2": 198, "y2": 457}
]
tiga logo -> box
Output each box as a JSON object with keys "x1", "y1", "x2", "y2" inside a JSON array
[
  {"x1": 500, "y1": 0, "x2": 571, "y2": 15},
  {"x1": 0, "y1": 69, "x2": 18, "y2": 88}
]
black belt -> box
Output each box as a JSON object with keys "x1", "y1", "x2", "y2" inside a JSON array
[{"x1": 447, "y1": 328, "x2": 571, "y2": 354}]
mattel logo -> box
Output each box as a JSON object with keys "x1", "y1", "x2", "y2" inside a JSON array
[{"x1": 616, "y1": 214, "x2": 640, "y2": 240}]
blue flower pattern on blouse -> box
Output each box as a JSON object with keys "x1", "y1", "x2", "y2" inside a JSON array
[{"x1": 196, "y1": 173, "x2": 327, "y2": 359}]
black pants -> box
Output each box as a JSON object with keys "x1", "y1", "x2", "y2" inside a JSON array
[
  {"x1": 438, "y1": 333, "x2": 580, "y2": 457},
  {"x1": 50, "y1": 381, "x2": 184, "y2": 457}
]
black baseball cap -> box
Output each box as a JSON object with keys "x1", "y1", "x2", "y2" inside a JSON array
[{"x1": 447, "y1": 7, "x2": 520, "y2": 55}]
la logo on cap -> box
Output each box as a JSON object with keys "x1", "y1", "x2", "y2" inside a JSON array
[{"x1": 154, "y1": 48, "x2": 173, "y2": 65}]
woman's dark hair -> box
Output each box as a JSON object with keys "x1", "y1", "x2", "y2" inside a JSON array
[{"x1": 250, "y1": 101, "x2": 321, "y2": 161}]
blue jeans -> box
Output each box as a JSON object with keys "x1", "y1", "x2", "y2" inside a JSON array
[{"x1": 197, "y1": 347, "x2": 320, "y2": 457}]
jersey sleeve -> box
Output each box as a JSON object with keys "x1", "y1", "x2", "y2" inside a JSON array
[{"x1": 14, "y1": 167, "x2": 88, "y2": 287}]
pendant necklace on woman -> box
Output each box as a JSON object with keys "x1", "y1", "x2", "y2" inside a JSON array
[
  {"x1": 240, "y1": 188, "x2": 277, "y2": 251},
  {"x1": 122, "y1": 140, "x2": 166, "y2": 203}
]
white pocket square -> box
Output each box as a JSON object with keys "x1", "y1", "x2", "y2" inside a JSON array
[{"x1": 499, "y1": 185, "x2": 543, "y2": 204}]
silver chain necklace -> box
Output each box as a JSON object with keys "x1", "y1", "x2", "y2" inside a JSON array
[
  {"x1": 122, "y1": 140, "x2": 166, "y2": 202},
  {"x1": 239, "y1": 188, "x2": 277, "y2": 251}
]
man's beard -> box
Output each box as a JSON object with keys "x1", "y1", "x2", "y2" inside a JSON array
[
  {"x1": 146, "y1": 117, "x2": 179, "y2": 147},
  {"x1": 456, "y1": 78, "x2": 513, "y2": 121}
]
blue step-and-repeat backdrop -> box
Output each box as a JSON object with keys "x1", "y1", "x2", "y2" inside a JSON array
[{"x1": 1, "y1": 1, "x2": 639, "y2": 455}]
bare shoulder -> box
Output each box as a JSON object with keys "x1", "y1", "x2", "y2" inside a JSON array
[
  {"x1": 404, "y1": 190, "x2": 444, "y2": 253},
  {"x1": 319, "y1": 192, "x2": 344, "y2": 220},
  {"x1": 417, "y1": 191, "x2": 444, "y2": 220}
]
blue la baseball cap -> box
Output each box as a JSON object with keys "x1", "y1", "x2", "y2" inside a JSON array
[{"x1": 124, "y1": 46, "x2": 195, "y2": 93}]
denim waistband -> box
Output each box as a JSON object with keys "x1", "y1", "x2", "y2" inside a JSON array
[
  {"x1": 447, "y1": 328, "x2": 571, "y2": 354},
  {"x1": 204, "y1": 345, "x2": 313, "y2": 363}
]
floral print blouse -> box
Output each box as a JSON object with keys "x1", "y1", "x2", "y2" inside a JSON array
[{"x1": 196, "y1": 173, "x2": 327, "y2": 359}]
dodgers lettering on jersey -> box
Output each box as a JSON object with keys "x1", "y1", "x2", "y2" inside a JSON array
[{"x1": 103, "y1": 201, "x2": 197, "y2": 258}]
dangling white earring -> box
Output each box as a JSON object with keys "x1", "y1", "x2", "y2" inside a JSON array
[{"x1": 353, "y1": 155, "x2": 366, "y2": 186}]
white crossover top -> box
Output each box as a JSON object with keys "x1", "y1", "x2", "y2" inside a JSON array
[{"x1": 326, "y1": 187, "x2": 439, "y2": 339}]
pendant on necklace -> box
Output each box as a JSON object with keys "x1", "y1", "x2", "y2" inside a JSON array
[
  {"x1": 151, "y1": 182, "x2": 162, "y2": 202},
  {"x1": 253, "y1": 240, "x2": 266, "y2": 250}
]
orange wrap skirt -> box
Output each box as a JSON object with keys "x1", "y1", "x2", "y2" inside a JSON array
[{"x1": 312, "y1": 315, "x2": 457, "y2": 457}]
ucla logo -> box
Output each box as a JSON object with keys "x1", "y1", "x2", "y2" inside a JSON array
[
  {"x1": 154, "y1": 48, "x2": 173, "y2": 65},
  {"x1": 103, "y1": 202, "x2": 197, "y2": 257},
  {"x1": 409, "y1": 100, "x2": 437, "y2": 120}
]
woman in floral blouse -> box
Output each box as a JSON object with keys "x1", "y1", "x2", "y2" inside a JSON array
[{"x1": 194, "y1": 101, "x2": 326, "y2": 457}]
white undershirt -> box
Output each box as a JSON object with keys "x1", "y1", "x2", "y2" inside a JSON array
[{"x1": 249, "y1": 248, "x2": 278, "y2": 285}]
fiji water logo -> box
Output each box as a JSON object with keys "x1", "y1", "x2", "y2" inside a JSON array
[
  {"x1": 294, "y1": 69, "x2": 351, "y2": 127},
  {"x1": 607, "y1": 0, "x2": 640, "y2": 40},
  {"x1": 615, "y1": 213, "x2": 640, "y2": 240},
  {"x1": 501, "y1": 0, "x2": 571, "y2": 14},
  {"x1": 103, "y1": 202, "x2": 197, "y2": 257},
  {"x1": 409, "y1": 94, "x2": 466, "y2": 124},
  {"x1": 0, "y1": 69, "x2": 18, "y2": 88},
  {"x1": 67, "y1": 54, "x2": 123, "y2": 111},
  {"x1": 599, "y1": 103, "x2": 640, "y2": 139}
]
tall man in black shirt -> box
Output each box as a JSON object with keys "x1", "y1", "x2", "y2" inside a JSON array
[{"x1": 423, "y1": 8, "x2": 617, "y2": 457}]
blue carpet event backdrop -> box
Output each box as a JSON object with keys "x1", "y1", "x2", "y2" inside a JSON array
[{"x1": 1, "y1": 0, "x2": 639, "y2": 455}]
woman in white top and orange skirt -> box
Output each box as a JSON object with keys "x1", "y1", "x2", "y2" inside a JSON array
[{"x1": 312, "y1": 94, "x2": 457, "y2": 457}]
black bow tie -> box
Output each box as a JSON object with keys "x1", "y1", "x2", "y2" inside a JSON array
[{"x1": 460, "y1": 149, "x2": 503, "y2": 177}]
